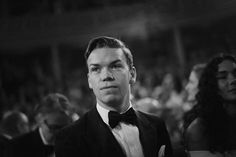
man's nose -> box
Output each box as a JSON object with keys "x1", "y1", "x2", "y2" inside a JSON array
[{"x1": 101, "y1": 68, "x2": 114, "y2": 81}]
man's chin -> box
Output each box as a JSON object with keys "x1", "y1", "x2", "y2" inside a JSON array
[{"x1": 102, "y1": 96, "x2": 122, "y2": 105}]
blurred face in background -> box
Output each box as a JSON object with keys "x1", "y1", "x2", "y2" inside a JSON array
[
  {"x1": 87, "y1": 47, "x2": 136, "y2": 112},
  {"x1": 217, "y1": 59, "x2": 236, "y2": 103},
  {"x1": 17, "y1": 113, "x2": 30, "y2": 135},
  {"x1": 185, "y1": 71, "x2": 199, "y2": 102},
  {"x1": 40, "y1": 112, "x2": 72, "y2": 145}
]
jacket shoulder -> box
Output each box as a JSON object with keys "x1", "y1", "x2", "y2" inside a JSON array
[
  {"x1": 137, "y1": 110, "x2": 165, "y2": 124},
  {"x1": 57, "y1": 111, "x2": 89, "y2": 138}
]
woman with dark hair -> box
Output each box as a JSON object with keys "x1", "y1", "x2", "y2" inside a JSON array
[
  {"x1": 184, "y1": 53, "x2": 236, "y2": 157},
  {"x1": 185, "y1": 63, "x2": 206, "y2": 106},
  {"x1": 182, "y1": 63, "x2": 206, "y2": 141}
]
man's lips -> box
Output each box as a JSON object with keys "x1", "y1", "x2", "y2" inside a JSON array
[{"x1": 100, "y1": 86, "x2": 118, "y2": 90}]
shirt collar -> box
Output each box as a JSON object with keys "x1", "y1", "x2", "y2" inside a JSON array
[
  {"x1": 96, "y1": 102, "x2": 133, "y2": 126},
  {"x1": 1, "y1": 133, "x2": 12, "y2": 140},
  {"x1": 39, "y1": 127, "x2": 50, "y2": 145}
]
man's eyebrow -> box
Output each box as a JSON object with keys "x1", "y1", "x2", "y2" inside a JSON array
[
  {"x1": 88, "y1": 59, "x2": 122, "y2": 67},
  {"x1": 110, "y1": 59, "x2": 122, "y2": 64},
  {"x1": 88, "y1": 63, "x2": 100, "y2": 67}
]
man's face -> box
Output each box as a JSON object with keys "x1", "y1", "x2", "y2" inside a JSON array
[
  {"x1": 217, "y1": 60, "x2": 236, "y2": 102},
  {"x1": 87, "y1": 48, "x2": 136, "y2": 109},
  {"x1": 185, "y1": 71, "x2": 199, "y2": 101}
]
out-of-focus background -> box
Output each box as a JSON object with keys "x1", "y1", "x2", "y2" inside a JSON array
[{"x1": 0, "y1": 0, "x2": 236, "y2": 147}]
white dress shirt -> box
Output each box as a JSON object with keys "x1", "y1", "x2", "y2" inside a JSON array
[
  {"x1": 96, "y1": 103, "x2": 144, "y2": 157},
  {"x1": 39, "y1": 128, "x2": 55, "y2": 157}
]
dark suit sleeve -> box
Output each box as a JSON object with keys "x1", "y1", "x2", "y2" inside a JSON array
[
  {"x1": 5, "y1": 138, "x2": 21, "y2": 157},
  {"x1": 55, "y1": 129, "x2": 78, "y2": 157},
  {"x1": 141, "y1": 112, "x2": 173, "y2": 157},
  {"x1": 55, "y1": 126, "x2": 90, "y2": 157}
]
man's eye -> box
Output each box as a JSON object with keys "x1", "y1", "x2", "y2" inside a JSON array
[
  {"x1": 111, "y1": 64, "x2": 122, "y2": 69},
  {"x1": 90, "y1": 67, "x2": 100, "y2": 72}
]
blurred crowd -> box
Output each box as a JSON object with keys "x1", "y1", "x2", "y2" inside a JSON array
[
  {"x1": 0, "y1": 49, "x2": 211, "y2": 146},
  {"x1": 0, "y1": 40, "x2": 235, "y2": 157}
]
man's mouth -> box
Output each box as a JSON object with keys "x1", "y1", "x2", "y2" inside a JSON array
[{"x1": 100, "y1": 86, "x2": 117, "y2": 90}]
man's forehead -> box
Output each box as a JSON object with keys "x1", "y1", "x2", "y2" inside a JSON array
[{"x1": 87, "y1": 48, "x2": 125, "y2": 64}]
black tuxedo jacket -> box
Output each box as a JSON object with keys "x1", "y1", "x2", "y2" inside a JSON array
[
  {"x1": 0, "y1": 134, "x2": 10, "y2": 157},
  {"x1": 5, "y1": 129, "x2": 54, "y2": 157},
  {"x1": 55, "y1": 107, "x2": 173, "y2": 157}
]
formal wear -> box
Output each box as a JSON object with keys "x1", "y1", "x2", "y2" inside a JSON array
[
  {"x1": 5, "y1": 129, "x2": 54, "y2": 157},
  {"x1": 98, "y1": 104, "x2": 144, "y2": 157},
  {"x1": 55, "y1": 106, "x2": 173, "y2": 157},
  {"x1": 0, "y1": 134, "x2": 10, "y2": 157}
]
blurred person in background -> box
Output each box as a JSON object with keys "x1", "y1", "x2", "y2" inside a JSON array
[
  {"x1": 133, "y1": 97, "x2": 163, "y2": 117},
  {"x1": 55, "y1": 36, "x2": 172, "y2": 157},
  {"x1": 182, "y1": 63, "x2": 206, "y2": 132},
  {"x1": 0, "y1": 110, "x2": 29, "y2": 156},
  {"x1": 152, "y1": 72, "x2": 184, "y2": 108},
  {"x1": 152, "y1": 72, "x2": 185, "y2": 148},
  {"x1": 172, "y1": 63, "x2": 205, "y2": 157},
  {"x1": 184, "y1": 53, "x2": 236, "y2": 157},
  {"x1": 0, "y1": 110, "x2": 30, "y2": 139},
  {"x1": 5, "y1": 93, "x2": 78, "y2": 157},
  {"x1": 184, "y1": 63, "x2": 206, "y2": 111}
]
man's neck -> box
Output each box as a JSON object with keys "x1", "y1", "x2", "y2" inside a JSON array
[{"x1": 97, "y1": 100, "x2": 131, "y2": 113}]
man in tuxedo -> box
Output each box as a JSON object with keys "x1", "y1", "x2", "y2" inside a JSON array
[
  {"x1": 5, "y1": 93, "x2": 78, "y2": 157},
  {"x1": 55, "y1": 36, "x2": 173, "y2": 157}
]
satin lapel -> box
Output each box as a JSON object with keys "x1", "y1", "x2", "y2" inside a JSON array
[
  {"x1": 136, "y1": 111, "x2": 158, "y2": 157},
  {"x1": 85, "y1": 107, "x2": 126, "y2": 157}
]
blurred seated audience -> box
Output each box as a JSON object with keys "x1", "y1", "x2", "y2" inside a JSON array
[
  {"x1": 172, "y1": 63, "x2": 205, "y2": 157},
  {"x1": 184, "y1": 63, "x2": 206, "y2": 111},
  {"x1": 152, "y1": 72, "x2": 184, "y2": 109},
  {"x1": 0, "y1": 110, "x2": 30, "y2": 139},
  {"x1": 133, "y1": 97, "x2": 162, "y2": 116},
  {"x1": 0, "y1": 110, "x2": 29, "y2": 156},
  {"x1": 182, "y1": 63, "x2": 206, "y2": 132},
  {"x1": 184, "y1": 53, "x2": 236, "y2": 157},
  {"x1": 5, "y1": 93, "x2": 79, "y2": 157}
]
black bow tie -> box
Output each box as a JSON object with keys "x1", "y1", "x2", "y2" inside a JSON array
[{"x1": 108, "y1": 108, "x2": 137, "y2": 128}]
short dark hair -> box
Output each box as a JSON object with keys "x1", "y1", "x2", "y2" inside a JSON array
[{"x1": 84, "y1": 36, "x2": 134, "y2": 69}]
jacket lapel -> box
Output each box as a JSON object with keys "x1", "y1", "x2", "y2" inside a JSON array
[
  {"x1": 136, "y1": 111, "x2": 158, "y2": 157},
  {"x1": 85, "y1": 107, "x2": 126, "y2": 157}
]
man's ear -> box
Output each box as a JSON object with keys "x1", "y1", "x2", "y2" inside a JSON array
[
  {"x1": 88, "y1": 73, "x2": 92, "y2": 89},
  {"x1": 129, "y1": 66, "x2": 136, "y2": 85}
]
